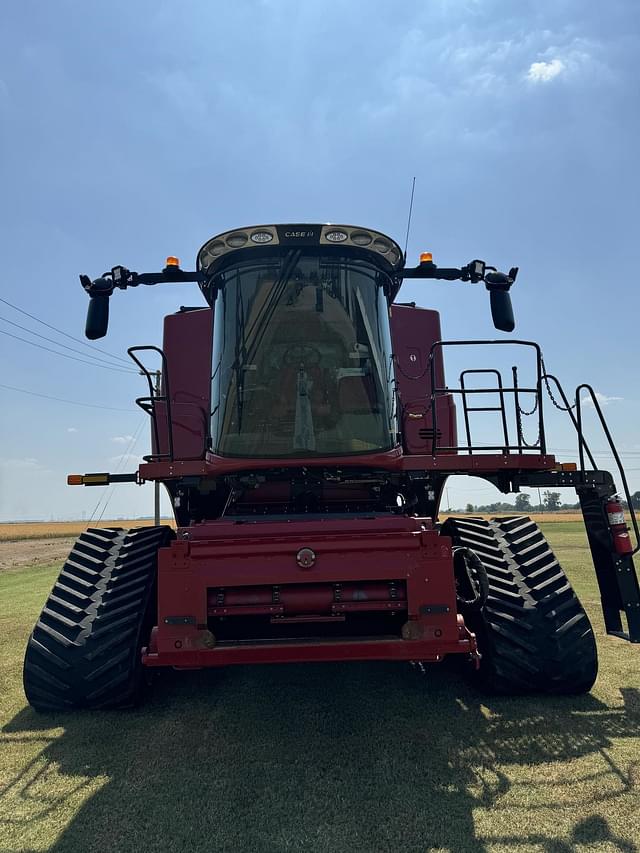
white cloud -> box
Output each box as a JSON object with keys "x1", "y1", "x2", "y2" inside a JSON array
[
  {"x1": 581, "y1": 391, "x2": 623, "y2": 407},
  {"x1": 111, "y1": 435, "x2": 135, "y2": 444},
  {"x1": 0, "y1": 457, "x2": 51, "y2": 474},
  {"x1": 67, "y1": 427, "x2": 78, "y2": 433},
  {"x1": 0, "y1": 457, "x2": 42, "y2": 469},
  {"x1": 527, "y1": 59, "x2": 565, "y2": 83}
]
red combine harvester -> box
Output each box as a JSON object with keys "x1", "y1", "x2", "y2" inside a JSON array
[{"x1": 24, "y1": 224, "x2": 640, "y2": 710}]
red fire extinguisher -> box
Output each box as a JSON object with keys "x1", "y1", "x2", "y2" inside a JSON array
[{"x1": 605, "y1": 496, "x2": 634, "y2": 555}]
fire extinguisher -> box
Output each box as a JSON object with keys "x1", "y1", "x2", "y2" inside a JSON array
[{"x1": 605, "y1": 496, "x2": 634, "y2": 555}]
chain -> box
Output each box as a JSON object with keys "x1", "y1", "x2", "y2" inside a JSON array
[
  {"x1": 392, "y1": 354, "x2": 431, "y2": 383},
  {"x1": 517, "y1": 396, "x2": 538, "y2": 417},
  {"x1": 514, "y1": 358, "x2": 575, "y2": 449},
  {"x1": 541, "y1": 357, "x2": 576, "y2": 412},
  {"x1": 520, "y1": 426, "x2": 541, "y2": 449},
  {"x1": 514, "y1": 391, "x2": 540, "y2": 448}
]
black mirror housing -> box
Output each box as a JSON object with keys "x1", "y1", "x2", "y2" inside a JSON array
[
  {"x1": 85, "y1": 295, "x2": 110, "y2": 339},
  {"x1": 489, "y1": 289, "x2": 515, "y2": 333}
]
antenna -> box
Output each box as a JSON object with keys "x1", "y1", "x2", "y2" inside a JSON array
[{"x1": 403, "y1": 176, "x2": 416, "y2": 261}]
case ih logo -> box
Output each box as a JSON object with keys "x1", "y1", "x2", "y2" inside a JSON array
[
  {"x1": 276, "y1": 225, "x2": 319, "y2": 244},
  {"x1": 296, "y1": 548, "x2": 316, "y2": 568}
]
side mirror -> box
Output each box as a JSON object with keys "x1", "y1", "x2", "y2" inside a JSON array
[
  {"x1": 81, "y1": 276, "x2": 113, "y2": 340},
  {"x1": 489, "y1": 289, "x2": 515, "y2": 333},
  {"x1": 485, "y1": 270, "x2": 516, "y2": 333},
  {"x1": 86, "y1": 295, "x2": 110, "y2": 340}
]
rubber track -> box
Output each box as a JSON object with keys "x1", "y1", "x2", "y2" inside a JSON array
[
  {"x1": 441, "y1": 516, "x2": 598, "y2": 694},
  {"x1": 23, "y1": 525, "x2": 173, "y2": 711}
]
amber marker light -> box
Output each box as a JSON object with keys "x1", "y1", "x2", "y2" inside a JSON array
[
  {"x1": 165, "y1": 256, "x2": 180, "y2": 267},
  {"x1": 67, "y1": 475, "x2": 83, "y2": 485},
  {"x1": 420, "y1": 252, "x2": 433, "y2": 264}
]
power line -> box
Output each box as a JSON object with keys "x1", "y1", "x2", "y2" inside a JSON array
[
  {"x1": 0, "y1": 328, "x2": 138, "y2": 374},
  {"x1": 0, "y1": 313, "x2": 135, "y2": 371},
  {"x1": 0, "y1": 381, "x2": 134, "y2": 411},
  {"x1": 89, "y1": 418, "x2": 147, "y2": 523},
  {"x1": 0, "y1": 295, "x2": 131, "y2": 365}
]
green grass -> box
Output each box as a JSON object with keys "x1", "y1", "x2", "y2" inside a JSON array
[{"x1": 1, "y1": 523, "x2": 639, "y2": 853}]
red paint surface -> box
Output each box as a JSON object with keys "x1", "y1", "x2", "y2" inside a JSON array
[
  {"x1": 152, "y1": 308, "x2": 212, "y2": 460},
  {"x1": 139, "y1": 452, "x2": 557, "y2": 481},
  {"x1": 390, "y1": 304, "x2": 457, "y2": 454},
  {"x1": 144, "y1": 515, "x2": 477, "y2": 668}
]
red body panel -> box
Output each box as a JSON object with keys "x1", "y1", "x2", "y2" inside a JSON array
[
  {"x1": 142, "y1": 516, "x2": 477, "y2": 668},
  {"x1": 139, "y1": 452, "x2": 556, "y2": 481},
  {"x1": 390, "y1": 304, "x2": 457, "y2": 454},
  {"x1": 153, "y1": 308, "x2": 212, "y2": 460}
]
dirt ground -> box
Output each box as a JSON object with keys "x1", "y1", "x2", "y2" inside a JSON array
[{"x1": 0, "y1": 537, "x2": 75, "y2": 571}]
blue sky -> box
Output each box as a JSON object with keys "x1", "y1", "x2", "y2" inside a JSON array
[{"x1": 1, "y1": 0, "x2": 639, "y2": 520}]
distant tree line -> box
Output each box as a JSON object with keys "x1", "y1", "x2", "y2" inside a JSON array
[{"x1": 461, "y1": 491, "x2": 640, "y2": 514}]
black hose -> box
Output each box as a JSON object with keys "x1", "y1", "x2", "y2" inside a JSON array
[{"x1": 452, "y1": 546, "x2": 490, "y2": 611}]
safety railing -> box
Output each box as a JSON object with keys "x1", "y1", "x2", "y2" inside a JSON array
[
  {"x1": 127, "y1": 345, "x2": 174, "y2": 462},
  {"x1": 426, "y1": 340, "x2": 638, "y2": 554},
  {"x1": 429, "y1": 340, "x2": 546, "y2": 456},
  {"x1": 575, "y1": 383, "x2": 640, "y2": 555}
]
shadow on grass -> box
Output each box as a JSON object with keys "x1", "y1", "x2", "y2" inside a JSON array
[{"x1": 2, "y1": 665, "x2": 640, "y2": 853}]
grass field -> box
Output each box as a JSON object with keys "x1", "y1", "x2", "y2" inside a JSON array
[{"x1": 0, "y1": 523, "x2": 639, "y2": 853}]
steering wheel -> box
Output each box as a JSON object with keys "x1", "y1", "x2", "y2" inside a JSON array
[{"x1": 282, "y1": 344, "x2": 322, "y2": 367}]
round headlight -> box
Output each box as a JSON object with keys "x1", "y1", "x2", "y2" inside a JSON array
[
  {"x1": 325, "y1": 229, "x2": 348, "y2": 242},
  {"x1": 350, "y1": 231, "x2": 372, "y2": 246},
  {"x1": 373, "y1": 238, "x2": 391, "y2": 254},
  {"x1": 206, "y1": 241, "x2": 226, "y2": 258},
  {"x1": 250, "y1": 230, "x2": 274, "y2": 244},
  {"x1": 226, "y1": 233, "x2": 248, "y2": 248}
]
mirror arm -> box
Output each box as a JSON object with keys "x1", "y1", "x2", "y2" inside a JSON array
[
  {"x1": 79, "y1": 266, "x2": 208, "y2": 340},
  {"x1": 80, "y1": 266, "x2": 207, "y2": 295},
  {"x1": 393, "y1": 259, "x2": 518, "y2": 332}
]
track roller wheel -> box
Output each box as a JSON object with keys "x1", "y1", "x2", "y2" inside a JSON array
[
  {"x1": 441, "y1": 516, "x2": 598, "y2": 694},
  {"x1": 23, "y1": 525, "x2": 174, "y2": 711}
]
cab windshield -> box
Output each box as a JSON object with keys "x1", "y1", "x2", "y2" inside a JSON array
[{"x1": 210, "y1": 252, "x2": 396, "y2": 458}]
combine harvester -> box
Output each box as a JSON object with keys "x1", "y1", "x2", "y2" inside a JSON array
[{"x1": 24, "y1": 224, "x2": 640, "y2": 709}]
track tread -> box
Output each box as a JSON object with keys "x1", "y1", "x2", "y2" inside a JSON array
[
  {"x1": 24, "y1": 525, "x2": 173, "y2": 711},
  {"x1": 441, "y1": 515, "x2": 598, "y2": 694}
]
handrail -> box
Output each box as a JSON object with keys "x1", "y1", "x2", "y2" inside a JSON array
[
  {"x1": 128, "y1": 346, "x2": 174, "y2": 462},
  {"x1": 541, "y1": 374, "x2": 597, "y2": 470},
  {"x1": 575, "y1": 384, "x2": 639, "y2": 555},
  {"x1": 429, "y1": 340, "x2": 545, "y2": 456}
]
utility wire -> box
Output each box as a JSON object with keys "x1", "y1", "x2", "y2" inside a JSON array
[
  {"x1": 0, "y1": 328, "x2": 138, "y2": 374},
  {"x1": 0, "y1": 381, "x2": 134, "y2": 411},
  {"x1": 0, "y1": 295, "x2": 131, "y2": 365},
  {"x1": 89, "y1": 417, "x2": 147, "y2": 523},
  {"x1": 0, "y1": 314, "x2": 135, "y2": 371}
]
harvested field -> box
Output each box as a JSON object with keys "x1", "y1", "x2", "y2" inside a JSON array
[
  {"x1": 447, "y1": 511, "x2": 589, "y2": 523},
  {"x1": 0, "y1": 514, "x2": 590, "y2": 543},
  {"x1": 0, "y1": 537, "x2": 76, "y2": 571},
  {"x1": 0, "y1": 519, "x2": 176, "y2": 542}
]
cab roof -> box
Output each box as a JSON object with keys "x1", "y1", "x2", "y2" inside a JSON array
[{"x1": 197, "y1": 224, "x2": 404, "y2": 275}]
